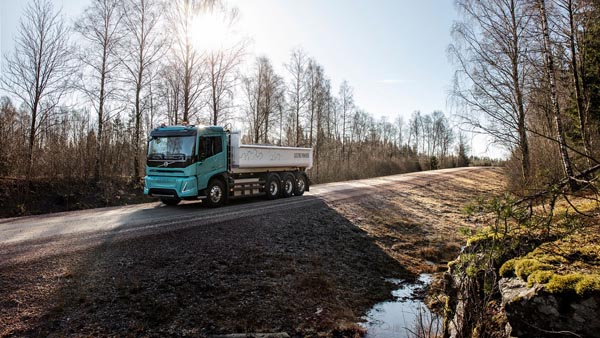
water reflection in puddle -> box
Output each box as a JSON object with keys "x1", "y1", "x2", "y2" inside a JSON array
[{"x1": 361, "y1": 274, "x2": 441, "y2": 338}]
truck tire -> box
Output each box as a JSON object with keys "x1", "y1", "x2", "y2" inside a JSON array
[
  {"x1": 294, "y1": 173, "x2": 308, "y2": 196},
  {"x1": 265, "y1": 173, "x2": 281, "y2": 200},
  {"x1": 205, "y1": 179, "x2": 226, "y2": 208},
  {"x1": 161, "y1": 197, "x2": 181, "y2": 206},
  {"x1": 281, "y1": 173, "x2": 295, "y2": 198}
]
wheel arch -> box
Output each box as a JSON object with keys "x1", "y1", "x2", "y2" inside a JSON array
[{"x1": 208, "y1": 172, "x2": 229, "y2": 193}]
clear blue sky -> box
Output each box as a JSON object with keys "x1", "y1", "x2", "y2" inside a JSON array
[
  {"x1": 230, "y1": 0, "x2": 457, "y2": 120},
  {"x1": 0, "y1": 0, "x2": 499, "y2": 156}
]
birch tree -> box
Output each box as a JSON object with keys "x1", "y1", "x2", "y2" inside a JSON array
[
  {"x1": 75, "y1": 0, "x2": 124, "y2": 182},
  {"x1": 450, "y1": 0, "x2": 534, "y2": 179},
  {"x1": 338, "y1": 80, "x2": 354, "y2": 161},
  {"x1": 120, "y1": 0, "x2": 165, "y2": 180},
  {"x1": 242, "y1": 57, "x2": 282, "y2": 144},
  {"x1": 284, "y1": 48, "x2": 309, "y2": 147},
  {"x1": 1, "y1": 0, "x2": 73, "y2": 178},
  {"x1": 205, "y1": 44, "x2": 245, "y2": 125},
  {"x1": 538, "y1": 0, "x2": 579, "y2": 190}
]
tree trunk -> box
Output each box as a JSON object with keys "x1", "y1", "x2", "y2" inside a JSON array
[
  {"x1": 133, "y1": 81, "x2": 142, "y2": 181},
  {"x1": 539, "y1": 0, "x2": 579, "y2": 191},
  {"x1": 509, "y1": 0, "x2": 530, "y2": 179},
  {"x1": 95, "y1": 47, "x2": 108, "y2": 183},
  {"x1": 566, "y1": 0, "x2": 592, "y2": 165},
  {"x1": 27, "y1": 100, "x2": 38, "y2": 180}
]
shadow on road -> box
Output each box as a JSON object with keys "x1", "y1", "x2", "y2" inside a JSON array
[{"x1": 0, "y1": 197, "x2": 413, "y2": 337}]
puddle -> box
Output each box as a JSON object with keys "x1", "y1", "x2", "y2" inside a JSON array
[{"x1": 361, "y1": 274, "x2": 441, "y2": 338}]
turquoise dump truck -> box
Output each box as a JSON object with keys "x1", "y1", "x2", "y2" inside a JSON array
[{"x1": 144, "y1": 124, "x2": 313, "y2": 207}]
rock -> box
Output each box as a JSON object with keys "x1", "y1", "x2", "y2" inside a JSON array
[{"x1": 499, "y1": 277, "x2": 600, "y2": 338}]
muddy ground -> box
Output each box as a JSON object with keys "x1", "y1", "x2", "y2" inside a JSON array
[{"x1": 0, "y1": 168, "x2": 505, "y2": 337}]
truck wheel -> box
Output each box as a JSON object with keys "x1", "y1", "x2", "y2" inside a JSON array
[
  {"x1": 161, "y1": 197, "x2": 181, "y2": 206},
  {"x1": 281, "y1": 173, "x2": 295, "y2": 198},
  {"x1": 265, "y1": 173, "x2": 281, "y2": 200},
  {"x1": 205, "y1": 179, "x2": 226, "y2": 208},
  {"x1": 294, "y1": 173, "x2": 308, "y2": 196}
]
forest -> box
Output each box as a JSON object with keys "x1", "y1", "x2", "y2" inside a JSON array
[
  {"x1": 451, "y1": 0, "x2": 600, "y2": 190},
  {"x1": 443, "y1": 0, "x2": 600, "y2": 336},
  {"x1": 0, "y1": 0, "x2": 471, "y2": 198}
]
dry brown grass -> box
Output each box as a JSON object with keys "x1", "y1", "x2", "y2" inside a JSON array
[{"x1": 329, "y1": 168, "x2": 506, "y2": 275}]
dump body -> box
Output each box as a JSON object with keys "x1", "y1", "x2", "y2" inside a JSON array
[{"x1": 229, "y1": 132, "x2": 313, "y2": 170}]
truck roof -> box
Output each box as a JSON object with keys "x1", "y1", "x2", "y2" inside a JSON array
[{"x1": 150, "y1": 125, "x2": 225, "y2": 136}]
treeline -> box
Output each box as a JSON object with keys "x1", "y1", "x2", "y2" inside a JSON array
[
  {"x1": 0, "y1": 0, "x2": 470, "y2": 186},
  {"x1": 238, "y1": 53, "x2": 469, "y2": 183},
  {"x1": 451, "y1": 0, "x2": 600, "y2": 191}
]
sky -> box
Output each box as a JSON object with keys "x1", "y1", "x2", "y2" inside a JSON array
[
  {"x1": 229, "y1": 0, "x2": 456, "y2": 117},
  {"x1": 0, "y1": 0, "x2": 502, "y2": 157}
]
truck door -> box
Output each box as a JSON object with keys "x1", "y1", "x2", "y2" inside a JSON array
[{"x1": 197, "y1": 135, "x2": 226, "y2": 190}]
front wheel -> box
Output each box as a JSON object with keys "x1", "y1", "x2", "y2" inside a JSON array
[
  {"x1": 161, "y1": 197, "x2": 181, "y2": 206},
  {"x1": 204, "y1": 179, "x2": 226, "y2": 208}
]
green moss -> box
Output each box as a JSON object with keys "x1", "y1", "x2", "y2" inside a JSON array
[
  {"x1": 531, "y1": 252, "x2": 568, "y2": 265},
  {"x1": 466, "y1": 232, "x2": 505, "y2": 247},
  {"x1": 513, "y1": 259, "x2": 553, "y2": 280},
  {"x1": 499, "y1": 259, "x2": 516, "y2": 277},
  {"x1": 574, "y1": 275, "x2": 600, "y2": 296},
  {"x1": 542, "y1": 273, "x2": 600, "y2": 296},
  {"x1": 527, "y1": 270, "x2": 554, "y2": 287},
  {"x1": 545, "y1": 274, "x2": 584, "y2": 294}
]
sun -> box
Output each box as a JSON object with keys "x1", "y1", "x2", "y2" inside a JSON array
[{"x1": 189, "y1": 10, "x2": 238, "y2": 53}]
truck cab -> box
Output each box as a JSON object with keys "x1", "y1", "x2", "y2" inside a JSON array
[{"x1": 144, "y1": 124, "x2": 311, "y2": 207}]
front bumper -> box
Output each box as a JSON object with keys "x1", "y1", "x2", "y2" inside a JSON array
[{"x1": 144, "y1": 176, "x2": 198, "y2": 198}]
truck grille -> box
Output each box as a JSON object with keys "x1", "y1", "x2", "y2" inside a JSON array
[{"x1": 149, "y1": 188, "x2": 177, "y2": 197}]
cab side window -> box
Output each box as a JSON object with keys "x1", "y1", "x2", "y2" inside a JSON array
[{"x1": 200, "y1": 136, "x2": 223, "y2": 159}]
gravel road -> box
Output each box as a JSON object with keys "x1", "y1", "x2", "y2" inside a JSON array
[{"x1": 0, "y1": 167, "x2": 504, "y2": 337}]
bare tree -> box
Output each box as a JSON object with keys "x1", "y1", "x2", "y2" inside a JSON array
[
  {"x1": 75, "y1": 0, "x2": 124, "y2": 182},
  {"x1": 284, "y1": 48, "x2": 309, "y2": 147},
  {"x1": 395, "y1": 115, "x2": 405, "y2": 154},
  {"x1": 305, "y1": 59, "x2": 325, "y2": 147},
  {"x1": 1, "y1": 0, "x2": 73, "y2": 178},
  {"x1": 166, "y1": 0, "x2": 218, "y2": 123},
  {"x1": 450, "y1": 0, "x2": 534, "y2": 180},
  {"x1": 205, "y1": 44, "x2": 246, "y2": 126},
  {"x1": 338, "y1": 80, "x2": 354, "y2": 161},
  {"x1": 538, "y1": 0, "x2": 579, "y2": 190},
  {"x1": 408, "y1": 111, "x2": 422, "y2": 152},
  {"x1": 242, "y1": 57, "x2": 283, "y2": 144},
  {"x1": 120, "y1": 0, "x2": 165, "y2": 180},
  {"x1": 312, "y1": 69, "x2": 330, "y2": 181},
  {"x1": 157, "y1": 63, "x2": 183, "y2": 125},
  {"x1": 557, "y1": 0, "x2": 593, "y2": 164}
]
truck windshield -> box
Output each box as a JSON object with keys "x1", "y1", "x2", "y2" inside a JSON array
[{"x1": 148, "y1": 136, "x2": 195, "y2": 160}]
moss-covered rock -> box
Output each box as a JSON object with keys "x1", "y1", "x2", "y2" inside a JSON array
[
  {"x1": 545, "y1": 273, "x2": 600, "y2": 296},
  {"x1": 500, "y1": 277, "x2": 600, "y2": 337},
  {"x1": 497, "y1": 231, "x2": 600, "y2": 296}
]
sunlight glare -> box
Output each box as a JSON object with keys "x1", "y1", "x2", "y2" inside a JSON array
[{"x1": 189, "y1": 11, "x2": 238, "y2": 52}]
